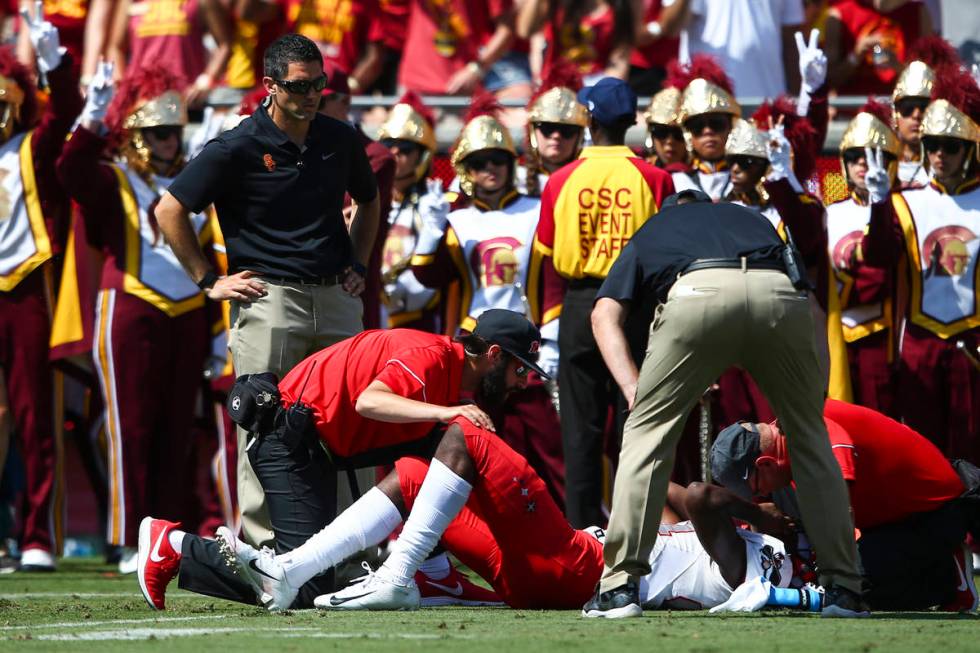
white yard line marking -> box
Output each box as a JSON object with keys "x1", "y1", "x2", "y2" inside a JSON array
[
  {"x1": 0, "y1": 614, "x2": 230, "y2": 631},
  {"x1": 32, "y1": 626, "x2": 468, "y2": 642}
]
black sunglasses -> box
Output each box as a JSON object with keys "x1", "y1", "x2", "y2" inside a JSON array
[
  {"x1": 465, "y1": 150, "x2": 512, "y2": 171},
  {"x1": 685, "y1": 115, "x2": 730, "y2": 135},
  {"x1": 275, "y1": 75, "x2": 328, "y2": 95},
  {"x1": 535, "y1": 122, "x2": 581, "y2": 139},
  {"x1": 727, "y1": 154, "x2": 767, "y2": 169},
  {"x1": 842, "y1": 148, "x2": 897, "y2": 165},
  {"x1": 143, "y1": 125, "x2": 182, "y2": 140},
  {"x1": 922, "y1": 136, "x2": 965, "y2": 155},
  {"x1": 895, "y1": 97, "x2": 929, "y2": 118},
  {"x1": 650, "y1": 124, "x2": 684, "y2": 141},
  {"x1": 382, "y1": 138, "x2": 422, "y2": 155}
]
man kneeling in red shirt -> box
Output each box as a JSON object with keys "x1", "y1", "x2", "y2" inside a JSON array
[{"x1": 711, "y1": 399, "x2": 975, "y2": 612}]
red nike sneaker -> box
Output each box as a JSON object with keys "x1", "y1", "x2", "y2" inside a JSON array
[
  {"x1": 415, "y1": 564, "x2": 504, "y2": 607},
  {"x1": 940, "y1": 544, "x2": 978, "y2": 613},
  {"x1": 137, "y1": 516, "x2": 182, "y2": 610}
]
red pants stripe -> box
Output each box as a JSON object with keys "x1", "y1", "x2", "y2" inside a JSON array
[
  {"x1": 396, "y1": 424, "x2": 602, "y2": 609},
  {"x1": 0, "y1": 267, "x2": 63, "y2": 554},
  {"x1": 92, "y1": 289, "x2": 209, "y2": 546}
]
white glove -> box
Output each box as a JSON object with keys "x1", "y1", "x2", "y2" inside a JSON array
[
  {"x1": 795, "y1": 29, "x2": 826, "y2": 116},
  {"x1": 21, "y1": 1, "x2": 66, "y2": 73},
  {"x1": 766, "y1": 123, "x2": 804, "y2": 193},
  {"x1": 537, "y1": 339, "x2": 559, "y2": 379},
  {"x1": 415, "y1": 177, "x2": 450, "y2": 254},
  {"x1": 863, "y1": 146, "x2": 890, "y2": 204},
  {"x1": 80, "y1": 59, "x2": 114, "y2": 126}
]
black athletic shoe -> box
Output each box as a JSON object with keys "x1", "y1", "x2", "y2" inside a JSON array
[
  {"x1": 821, "y1": 585, "x2": 870, "y2": 618},
  {"x1": 581, "y1": 580, "x2": 642, "y2": 619}
]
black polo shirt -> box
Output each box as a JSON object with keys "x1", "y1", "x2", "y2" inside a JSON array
[
  {"x1": 597, "y1": 201, "x2": 786, "y2": 305},
  {"x1": 169, "y1": 102, "x2": 378, "y2": 278}
]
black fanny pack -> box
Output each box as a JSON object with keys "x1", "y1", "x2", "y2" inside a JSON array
[{"x1": 227, "y1": 373, "x2": 281, "y2": 433}]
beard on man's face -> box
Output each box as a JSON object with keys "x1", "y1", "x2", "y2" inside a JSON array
[{"x1": 478, "y1": 356, "x2": 511, "y2": 409}]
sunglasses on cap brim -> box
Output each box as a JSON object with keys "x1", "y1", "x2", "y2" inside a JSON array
[
  {"x1": 275, "y1": 75, "x2": 329, "y2": 95},
  {"x1": 685, "y1": 115, "x2": 730, "y2": 135},
  {"x1": 895, "y1": 98, "x2": 929, "y2": 118},
  {"x1": 535, "y1": 122, "x2": 581, "y2": 139},
  {"x1": 465, "y1": 150, "x2": 512, "y2": 171},
  {"x1": 922, "y1": 137, "x2": 967, "y2": 155}
]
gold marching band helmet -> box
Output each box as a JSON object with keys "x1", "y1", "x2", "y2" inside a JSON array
[
  {"x1": 451, "y1": 94, "x2": 517, "y2": 197},
  {"x1": 725, "y1": 118, "x2": 769, "y2": 160},
  {"x1": 679, "y1": 78, "x2": 741, "y2": 124},
  {"x1": 839, "y1": 101, "x2": 901, "y2": 184},
  {"x1": 120, "y1": 87, "x2": 189, "y2": 178},
  {"x1": 921, "y1": 62, "x2": 980, "y2": 166},
  {"x1": 378, "y1": 95, "x2": 437, "y2": 182},
  {"x1": 0, "y1": 73, "x2": 25, "y2": 142},
  {"x1": 892, "y1": 60, "x2": 935, "y2": 104},
  {"x1": 526, "y1": 85, "x2": 588, "y2": 153},
  {"x1": 643, "y1": 87, "x2": 682, "y2": 150},
  {"x1": 921, "y1": 98, "x2": 980, "y2": 161}
]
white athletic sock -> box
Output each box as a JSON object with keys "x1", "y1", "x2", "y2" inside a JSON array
[
  {"x1": 168, "y1": 530, "x2": 185, "y2": 553},
  {"x1": 418, "y1": 552, "x2": 451, "y2": 580},
  {"x1": 278, "y1": 487, "x2": 403, "y2": 588},
  {"x1": 380, "y1": 459, "x2": 472, "y2": 586}
]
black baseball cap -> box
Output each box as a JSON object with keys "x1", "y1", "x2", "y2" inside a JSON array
[
  {"x1": 576, "y1": 77, "x2": 637, "y2": 126},
  {"x1": 472, "y1": 309, "x2": 550, "y2": 379},
  {"x1": 710, "y1": 422, "x2": 763, "y2": 500}
]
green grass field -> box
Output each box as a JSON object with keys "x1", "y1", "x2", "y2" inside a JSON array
[{"x1": 1, "y1": 559, "x2": 977, "y2": 652}]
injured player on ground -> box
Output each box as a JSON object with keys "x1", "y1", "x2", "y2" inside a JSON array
[{"x1": 138, "y1": 416, "x2": 814, "y2": 613}]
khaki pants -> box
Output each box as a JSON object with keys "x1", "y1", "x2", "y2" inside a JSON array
[
  {"x1": 229, "y1": 280, "x2": 363, "y2": 547},
  {"x1": 600, "y1": 268, "x2": 862, "y2": 595}
]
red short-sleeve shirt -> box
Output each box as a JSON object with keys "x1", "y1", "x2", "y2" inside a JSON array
[
  {"x1": 279, "y1": 329, "x2": 465, "y2": 457},
  {"x1": 823, "y1": 399, "x2": 964, "y2": 529}
]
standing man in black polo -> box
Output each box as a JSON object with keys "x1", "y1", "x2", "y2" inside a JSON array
[
  {"x1": 156, "y1": 34, "x2": 380, "y2": 548},
  {"x1": 584, "y1": 190, "x2": 866, "y2": 619}
]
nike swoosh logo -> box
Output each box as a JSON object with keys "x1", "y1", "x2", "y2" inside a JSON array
[
  {"x1": 426, "y1": 580, "x2": 463, "y2": 596},
  {"x1": 329, "y1": 591, "x2": 374, "y2": 606},
  {"x1": 149, "y1": 529, "x2": 168, "y2": 563},
  {"x1": 248, "y1": 558, "x2": 278, "y2": 581},
  {"x1": 322, "y1": 152, "x2": 335, "y2": 161}
]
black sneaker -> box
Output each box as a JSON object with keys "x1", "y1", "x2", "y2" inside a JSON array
[
  {"x1": 821, "y1": 585, "x2": 870, "y2": 618},
  {"x1": 581, "y1": 580, "x2": 642, "y2": 619}
]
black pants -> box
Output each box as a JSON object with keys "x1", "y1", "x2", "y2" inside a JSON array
[
  {"x1": 177, "y1": 426, "x2": 339, "y2": 608},
  {"x1": 559, "y1": 283, "x2": 648, "y2": 528},
  {"x1": 858, "y1": 500, "x2": 968, "y2": 610}
]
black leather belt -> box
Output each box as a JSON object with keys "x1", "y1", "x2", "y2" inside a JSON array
[
  {"x1": 682, "y1": 257, "x2": 786, "y2": 275},
  {"x1": 264, "y1": 275, "x2": 342, "y2": 286}
]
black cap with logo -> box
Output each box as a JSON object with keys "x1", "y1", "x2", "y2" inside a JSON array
[
  {"x1": 472, "y1": 309, "x2": 550, "y2": 379},
  {"x1": 709, "y1": 422, "x2": 763, "y2": 500}
]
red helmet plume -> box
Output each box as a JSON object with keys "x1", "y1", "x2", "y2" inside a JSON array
[
  {"x1": 462, "y1": 89, "x2": 503, "y2": 124},
  {"x1": 527, "y1": 60, "x2": 583, "y2": 108},
  {"x1": 908, "y1": 36, "x2": 961, "y2": 69},
  {"x1": 665, "y1": 54, "x2": 735, "y2": 95},
  {"x1": 396, "y1": 90, "x2": 436, "y2": 128},
  {"x1": 930, "y1": 63, "x2": 980, "y2": 125},
  {"x1": 858, "y1": 97, "x2": 894, "y2": 126}
]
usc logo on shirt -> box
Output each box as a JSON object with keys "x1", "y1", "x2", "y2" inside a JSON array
[{"x1": 471, "y1": 237, "x2": 522, "y2": 287}]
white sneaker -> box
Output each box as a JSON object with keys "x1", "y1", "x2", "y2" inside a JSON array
[
  {"x1": 118, "y1": 547, "x2": 138, "y2": 574},
  {"x1": 314, "y1": 562, "x2": 420, "y2": 611},
  {"x1": 19, "y1": 548, "x2": 55, "y2": 572},
  {"x1": 216, "y1": 527, "x2": 296, "y2": 611}
]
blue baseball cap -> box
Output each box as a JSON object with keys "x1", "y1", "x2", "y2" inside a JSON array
[{"x1": 577, "y1": 77, "x2": 637, "y2": 126}]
